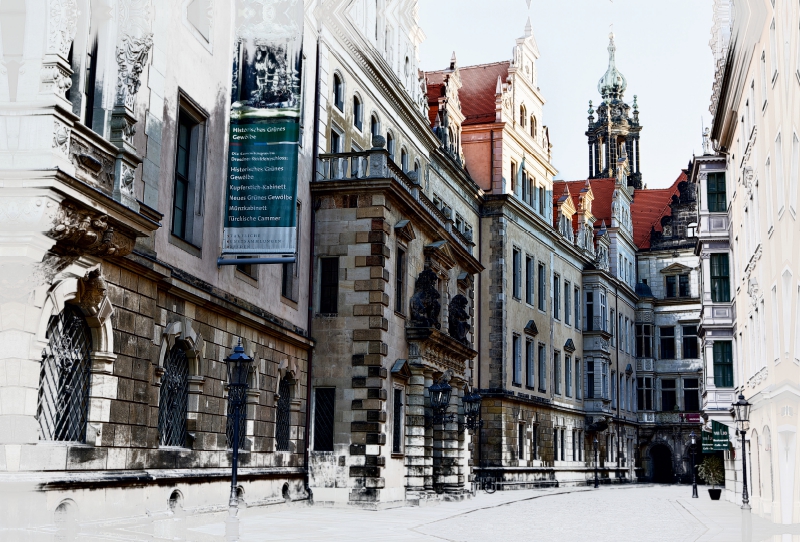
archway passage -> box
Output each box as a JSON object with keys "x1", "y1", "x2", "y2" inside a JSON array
[{"x1": 650, "y1": 444, "x2": 674, "y2": 483}]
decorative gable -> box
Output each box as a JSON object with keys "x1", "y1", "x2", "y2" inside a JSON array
[
  {"x1": 524, "y1": 320, "x2": 539, "y2": 336},
  {"x1": 394, "y1": 219, "x2": 416, "y2": 243},
  {"x1": 564, "y1": 338, "x2": 576, "y2": 353},
  {"x1": 659, "y1": 262, "x2": 693, "y2": 275},
  {"x1": 424, "y1": 240, "x2": 456, "y2": 271},
  {"x1": 391, "y1": 359, "x2": 412, "y2": 380}
]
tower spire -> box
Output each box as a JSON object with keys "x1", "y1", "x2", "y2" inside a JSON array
[{"x1": 597, "y1": 33, "x2": 627, "y2": 99}]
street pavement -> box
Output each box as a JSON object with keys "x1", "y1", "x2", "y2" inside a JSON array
[{"x1": 8, "y1": 484, "x2": 800, "y2": 541}]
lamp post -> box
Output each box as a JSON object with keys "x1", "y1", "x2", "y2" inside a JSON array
[
  {"x1": 593, "y1": 437, "x2": 599, "y2": 488},
  {"x1": 224, "y1": 339, "x2": 253, "y2": 515},
  {"x1": 689, "y1": 431, "x2": 698, "y2": 498},
  {"x1": 733, "y1": 394, "x2": 752, "y2": 511},
  {"x1": 428, "y1": 376, "x2": 456, "y2": 426}
]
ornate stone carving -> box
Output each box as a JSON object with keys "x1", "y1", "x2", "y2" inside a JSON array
[
  {"x1": 447, "y1": 294, "x2": 470, "y2": 344},
  {"x1": 69, "y1": 136, "x2": 115, "y2": 193},
  {"x1": 48, "y1": 202, "x2": 136, "y2": 257},
  {"x1": 52, "y1": 121, "x2": 70, "y2": 155},
  {"x1": 115, "y1": 34, "x2": 154, "y2": 109},
  {"x1": 409, "y1": 269, "x2": 441, "y2": 329},
  {"x1": 41, "y1": 62, "x2": 73, "y2": 98},
  {"x1": 48, "y1": 0, "x2": 78, "y2": 56},
  {"x1": 119, "y1": 164, "x2": 136, "y2": 198}
]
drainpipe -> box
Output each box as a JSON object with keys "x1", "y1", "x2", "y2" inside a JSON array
[{"x1": 303, "y1": 33, "x2": 322, "y2": 502}]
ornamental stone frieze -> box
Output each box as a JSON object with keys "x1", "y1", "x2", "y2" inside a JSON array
[{"x1": 48, "y1": 201, "x2": 136, "y2": 257}]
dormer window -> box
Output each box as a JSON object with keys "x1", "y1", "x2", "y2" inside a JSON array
[{"x1": 665, "y1": 274, "x2": 690, "y2": 298}]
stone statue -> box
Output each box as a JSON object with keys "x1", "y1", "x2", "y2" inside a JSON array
[
  {"x1": 447, "y1": 294, "x2": 470, "y2": 344},
  {"x1": 702, "y1": 127, "x2": 712, "y2": 155},
  {"x1": 409, "y1": 269, "x2": 441, "y2": 329}
]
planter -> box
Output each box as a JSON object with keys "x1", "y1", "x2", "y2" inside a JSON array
[{"x1": 708, "y1": 488, "x2": 722, "y2": 500}]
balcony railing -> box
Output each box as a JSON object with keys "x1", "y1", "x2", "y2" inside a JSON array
[{"x1": 317, "y1": 150, "x2": 474, "y2": 253}]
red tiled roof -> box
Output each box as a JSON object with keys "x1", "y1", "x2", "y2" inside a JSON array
[
  {"x1": 426, "y1": 82, "x2": 445, "y2": 127},
  {"x1": 552, "y1": 178, "x2": 617, "y2": 228},
  {"x1": 456, "y1": 61, "x2": 509, "y2": 126},
  {"x1": 631, "y1": 172, "x2": 685, "y2": 249}
]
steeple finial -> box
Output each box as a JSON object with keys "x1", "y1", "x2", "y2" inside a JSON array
[
  {"x1": 597, "y1": 33, "x2": 627, "y2": 99},
  {"x1": 450, "y1": 51, "x2": 457, "y2": 70},
  {"x1": 495, "y1": 75, "x2": 503, "y2": 95},
  {"x1": 524, "y1": 17, "x2": 532, "y2": 38}
]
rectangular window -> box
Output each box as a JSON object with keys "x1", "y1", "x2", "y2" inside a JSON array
[
  {"x1": 512, "y1": 334, "x2": 522, "y2": 386},
  {"x1": 560, "y1": 429, "x2": 565, "y2": 462},
  {"x1": 679, "y1": 274, "x2": 690, "y2": 297},
  {"x1": 660, "y1": 326, "x2": 675, "y2": 359},
  {"x1": 281, "y1": 262, "x2": 296, "y2": 299},
  {"x1": 537, "y1": 263, "x2": 546, "y2": 311},
  {"x1": 526, "y1": 339, "x2": 534, "y2": 388},
  {"x1": 511, "y1": 161, "x2": 517, "y2": 193},
  {"x1": 329, "y1": 127, "x2": 342, "y2": 153},
  {"x1": 513, "y1": 248, "x2": 522, "y2": 299},
  {"x1": 538, "y1": 186, "x2": 545, "y2": 214},
  {"x1": 171, "y1": 108, "x2": 206, "y2": 245},
  {"x1": 619, "y1": 315, "x2": 624, "y2": 351},
  {"x1": 661, "y1": 379, "x2": 677, "y2": 411},
  {"x1": 565, "y1": 355, "x2": 572, "y2": 397},
  {"x1": 683, "y1": 378, "x2": 700, "y2": 412},
  {"x1": 710, "y1": 254, "x2": 731, "y2": 302},
  {"x1": 575, "y1": 359, "x2": 582, "y2": 399},
  {"x1": 611, "y1": 370, "x2": 617, "y2": 408},
  {"x1": 525, "y1": 256, "x2": 533, "y2": 304},
  {"x1": 532, "y1": 425, "x2": 539, "y2": 459},
  {"x1": 392, "y1": 388, "x2": 404, "y2": 454},
  {"x1": 682, "y1": 326, "x2": 698, "y2": 359},
  {"x1": 636, "y1": 324, "x2": 652, "y2": 358},
  {"x1": 565, "y1": 281, "x2": 571, "y2": 325},
  {"x1": 637, "y1": 377, "x2": 653, "y2": 410},
  {"x1": 601, "y1": 362, "x2": 608, "y2": 399},
  {"x1": 538, "y1": 343, "x2": 547, "y2": 392},
  {"x1": 236, "y1": 256, "x2": 257, "y2": 280},
  {"x1": 518, "y1": 423, "x2": 525, "y2": 460},
  {"x1": 713, "y1": 341, "x2": 734, "y2": 387},
  {"x1": 665, "y1": 275, "x2": 677, "y2": 298},
  {"x1": 553, "y1": 427, "x2": 559, "y2": 462},
  {"x1": 554, "y1": 274, "x2": 561, "y2": 320},
  {"x1": 600, "y1": 292, "x2": 607, "y2": 331},
  {"x1": 313, "y1": 388, "x2": 335, "y2": 452},
  {"x1": 587, "y1": 360, "x2": 595, "y2": 399},
  {"x1": 586, "y1": 292, "x2": 594, "y2": 330},
  {"x1": 707, "y1": 172, "x2": 727, "y2": 212},
  {"x1": 319, "y1": 257, "x2": 340, "y2": 314},
  {"x1": 572, "y1": 430, "x2": 577, "y2": 461},
  {"x1": 610, "y1": 309, "x2": 615, "y2": 346},
  {"x1": 620, "y1": 375, "x2": 626, "y2": 410},
  {"x1": 554, "y1": 350, "x2": 561, "y2": 394},
  {"x1": 574, "y1": 287, "x2": 580, "y2": 331},
  {"x1": 395, "y1": 248, "x2": 406, "y2": 314}
]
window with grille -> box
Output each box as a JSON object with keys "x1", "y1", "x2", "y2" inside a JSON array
[
  {"x1": 518, "y1": 423, "x2": 525, "y2": 460},
  {"x1": 37, "y1": 305, "x2": 92, "y2": 443},
  {"x1": 275, "y1": 377, "x2": 292, "y2": 451},
  {"x1": 392, "y1": 388, "x2": 403, "y2": 454},
  {"x1": 319, "y1": 257, "x2": 339, "y2": 314},
  {"x1": 158, "y1": 345, "x2": 189, "y2": 447},
  {"x1": 226, "y1": 380, "x2": 247, "y2": 451},
  {"x1": 314, "y1": 388, "x2": 335, "y2": 452}
]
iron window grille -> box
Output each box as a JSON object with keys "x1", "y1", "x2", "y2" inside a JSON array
[
  {"x1": 275, "y1": 377, "x2": 292, "y2": 451},
  {"x1": 37, "y1": 305, "x2": 92, "y2": 443},
  {"x1": 158, "y1": 345, "x2": 189, "y2": 447},
  {"x1": 226, "y1": 384, "x2": 247, "y2": 451},
  {"x1": 314, "y1": 387, "x2": 335, "y2": 452}
]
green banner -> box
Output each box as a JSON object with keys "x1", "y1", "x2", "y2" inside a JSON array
[
  {"x1": 223, "y1": 0, "x2": 304, "y2": 255},
  {"x1": 712, "y1": 420, "x2": 730, "y2": 450}
]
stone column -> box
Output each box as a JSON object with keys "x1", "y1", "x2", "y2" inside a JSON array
[
  {"x1": 405, "y1": 365, "x2": 427, "y2": 494},
  {"x1": 701, "y1": 253, "x2": 712, "y2": 304},
  {"x1": 423, "y1": 370, "x2": 435, "y2": 492},
  {"x1": 434, "y1": 379, "x2": 462, "y2": 494}
]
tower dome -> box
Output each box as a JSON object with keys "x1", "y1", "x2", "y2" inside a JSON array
[{"x1": 597, "y1": 33, "x2": 627, "y2": 99}]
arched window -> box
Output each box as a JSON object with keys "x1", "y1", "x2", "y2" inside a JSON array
[
  {"x1": 387, "y1": 132, "x2": 395, "y2": 159},
  {"x1": 275, "y1": 377, "x2": 292, "y2": 451},
  {"x1": 158, "y1": 344, "x2": 189, "y2": 447},
  {"x1": 413, "y1": 160, "x2": 420, "y2": 174},
  {"x1": 37, "y1": 305, "x2": 92, "y2": 442},
  {"x1": 400, "y1": 148, "x2": 408, "y2": 171},
  {"x1": 530, "y1": 116, "x2": 537, "y2": 138},
  {"x1": 370, "y1": 114, "x2": 380, "y2": 138},
  {"x1": 519, "y1": 105, "x2": 526, "y2": 127},
  {"x1": 353, "y1": 95, "x2": 363, "y2": 131},
  {"x1": 404, "y1": 57, "x2": 410, "y2": 86},
  {"x1": 333, "y1": 73, "x2": 344, "y2": 111}
]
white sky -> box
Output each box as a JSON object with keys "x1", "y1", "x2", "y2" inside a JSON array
[{"x1": 418, "y1": 0, "x2": 715, "y2": 188}]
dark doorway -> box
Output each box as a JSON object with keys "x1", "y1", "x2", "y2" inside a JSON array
[{"x1": 650, "y1": 444, "x2": 674, "y2": 483}]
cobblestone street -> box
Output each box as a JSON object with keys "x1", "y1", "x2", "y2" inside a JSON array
[{"x1": 10, "y1": 485, "x2": 799, "y2": 542}]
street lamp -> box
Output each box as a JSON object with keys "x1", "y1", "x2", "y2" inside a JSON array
[
  {"x1": 462, "y1": 388, "x2": 483, "y2": 431},
  {"x1": 224, "y1": 339, "x2": 253, "y2": 515},
  {"x1": 733, "y1": 394, "x2": 752, "y2": 510},
  {"x1": 593, "y1": 437, "x2": 599, "y2": 488},
  {"x1": 689, "y1": 431, "x2": 698, "y2": 498},
  {"x1": 427, "y1": 376, "x2": 456, "y2": 426}
]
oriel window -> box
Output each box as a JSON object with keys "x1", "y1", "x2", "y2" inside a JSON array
[
  {"x1": 710, "y1": 254, "x2": 731, "y2": 302},
  {"x1": 707, "y1": 172, "x2": 727, "y2": 212}
]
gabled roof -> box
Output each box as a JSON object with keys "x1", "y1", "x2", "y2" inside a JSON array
[
  {"x1": 630, "y1": 172, "x2": 685, "y2": 250},
  {"x1": 552, "y1": 178, "x2": 616, "y2": 230},
  {"x1": 456, "y1": 61, "x2": 509, "y2": 126}
]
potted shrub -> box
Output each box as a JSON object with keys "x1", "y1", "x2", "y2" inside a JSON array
[{"x1": 698, "y1": 455, "x2": 725, "y2": 500}]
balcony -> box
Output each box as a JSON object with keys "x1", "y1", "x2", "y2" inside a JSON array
[
  {"x1": 638, "y1": 411, "x2": 703, "y2": 425},
  {"x1": 316, "y1": 150, "x2": 474, "y2": 254}
]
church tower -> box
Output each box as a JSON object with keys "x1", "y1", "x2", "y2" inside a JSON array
[{"x1": 585, "y1": 34, "x2": 642, "y2": 190}]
